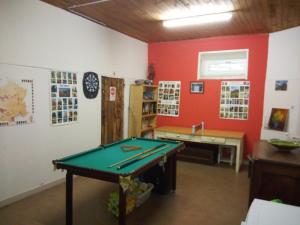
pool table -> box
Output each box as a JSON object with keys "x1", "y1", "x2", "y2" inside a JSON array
[{"x1": 53, "y1": 137, "x2": 185, "y2": 225}]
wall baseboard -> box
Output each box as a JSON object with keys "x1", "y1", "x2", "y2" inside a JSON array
[{"x1": 0, "y1": 178, "x2": 65, "y2": 208}]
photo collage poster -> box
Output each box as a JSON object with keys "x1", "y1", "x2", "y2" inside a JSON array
[
  {"x1": 50, "y1": 71, "x2": 78, "y2": 125},
  {"x1": 220, "y1": 81, "x2": 250, "y2": 120},
  {"x1": 157, "y1": 81, "x2": 181, "y2": 117}
]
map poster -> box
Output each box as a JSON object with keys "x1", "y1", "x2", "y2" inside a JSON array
[
  {"x1": 157, "y1": 81, "x2": 181, "y2": 117},
  {"x1": 50, "y1": 70, "x2": 78, "y2": 125},
  {"x1": 0, "y1": 77, "x2": 34, "y2": 126},
  {"x1": 220, "y1": 81, "x2": 250, "y2": 120}
]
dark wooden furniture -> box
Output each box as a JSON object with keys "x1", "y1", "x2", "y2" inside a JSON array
[
  {"x1": 174, "y1": 141, "x2": 218, "y2": 165},
  {"x1": 249, "y1": 140, "x2": 300, "y2": 206}
]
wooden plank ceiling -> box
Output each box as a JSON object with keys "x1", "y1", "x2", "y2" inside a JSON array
[{"x1": 42, "y1": 0, "x2": 300, "y2": 42}]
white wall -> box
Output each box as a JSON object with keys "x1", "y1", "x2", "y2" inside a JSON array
[
  {"x1": 0, "y1": 0, "x2": 147, "y2": 204},
  {"x1": 261, "y1": 26, "x2": 300, "y2": 140}
]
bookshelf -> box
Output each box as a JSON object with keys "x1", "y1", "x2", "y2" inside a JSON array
[{"x1": 128, "y1": 84, "x2": 158, "y2": 138}]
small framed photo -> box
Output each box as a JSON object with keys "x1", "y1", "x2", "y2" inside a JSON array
[
  {"x1": 275, "y1": 80, "x2": 288, "y2": 91},
  {"x1": 190, "y1": 81, "x2": 204, "y2": 94}
]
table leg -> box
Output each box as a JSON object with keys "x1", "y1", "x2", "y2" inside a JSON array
[
  {"x1": 218, "y1": 145, "x2": 221, "y2": 164},
  {"x1": 66, "y1": 172, "x2": 73, "y2": 225},
  {"x1": 171, "y1": 154, "x2": 177, "y2": 192},
  {"x1": 235, "y1": 142, "x2": 242, "y2": 173},
  {"x1": 230, "y1": 147, "x2": 234, "y2": 166},
  {"x1": 119, "y1": 185, "x2": 126, "y2": 225}
]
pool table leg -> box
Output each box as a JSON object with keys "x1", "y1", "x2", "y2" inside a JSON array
[
  {"x1": 66, "y1": 172, "x2": 73, "y2": 225},
  {"x1": 171, "y1": 154, "x2": 177, "y2": 192},
  {"x1": 119, "y1": 185, "x2": 126, "y2": 225}
]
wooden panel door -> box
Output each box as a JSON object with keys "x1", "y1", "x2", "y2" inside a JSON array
[{"x1": 101, "y1": 76, "x2": 124, "y2": 145}]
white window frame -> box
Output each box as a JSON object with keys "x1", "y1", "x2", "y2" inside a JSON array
[{"x1": 197, "y1": 49, "x2": 249, "y2": 80}]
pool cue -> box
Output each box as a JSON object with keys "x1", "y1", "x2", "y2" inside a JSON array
[
  {"x1": 108, "y1": 143, "x2": 166, "y2": 168},
  {"x1": 117, "y1": 145, "x2": 169, "y2": 170}
]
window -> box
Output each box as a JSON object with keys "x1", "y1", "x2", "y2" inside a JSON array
[{"x1": 198, "y1": 49, "x2": 249, "y2": 80}]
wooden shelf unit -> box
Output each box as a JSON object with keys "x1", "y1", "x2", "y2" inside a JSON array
[{"x1": 128, "y1": 84, "x2": 158, "y2": 138}]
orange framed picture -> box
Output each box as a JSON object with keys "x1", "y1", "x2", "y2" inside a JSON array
[{"x1": 268, "y1": 108, "x2": 289, "y2": 131}]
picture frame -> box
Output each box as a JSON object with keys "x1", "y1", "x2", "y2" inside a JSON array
[
  {"x1": 275, "y1": 80, "x2": 288, "y2": 91},
  {"x1": 190, "y1": 81, "x2": 204, "y2": 94},
  {"x1": 268, "y1": 108, "x2": 289, "y2": 131}
]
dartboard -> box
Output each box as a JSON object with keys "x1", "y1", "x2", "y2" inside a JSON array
[{"x1": 82, "y1": 72, "x2": 99, "y2": 99}]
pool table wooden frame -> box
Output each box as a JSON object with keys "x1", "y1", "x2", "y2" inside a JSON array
[{"x1": 53, "y1": 138, "x2": 185, "y2": 225}]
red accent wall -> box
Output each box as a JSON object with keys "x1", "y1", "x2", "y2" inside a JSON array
[{"x1": 148, "y1": 34, "x2": 269, "y2": 156}]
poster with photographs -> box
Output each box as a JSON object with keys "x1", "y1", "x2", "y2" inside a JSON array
[
  {"x1": 157, "y1": 81, "x2": 181, "y2": 117},
  {"x1": 50, "y1": 71, "x2": 78, "y2": 125},
  {"x1": 220, "y1": 81, "x2": 250, "y2": 120}
]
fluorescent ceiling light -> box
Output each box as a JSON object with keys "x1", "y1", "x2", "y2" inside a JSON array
[{"x1": 163, "y1": 12, "x2": 232, "y2": 28}]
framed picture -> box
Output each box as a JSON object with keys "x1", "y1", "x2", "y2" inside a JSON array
[
  {"x1": 268, "y1": 108, "x2": 289, "y2": 131},
  {"x1": 190, "y1": 81, "x2": 204, "y2": 94},
  {"x1": 275, "y1": 80, "x2": 288, "y2": 91}
]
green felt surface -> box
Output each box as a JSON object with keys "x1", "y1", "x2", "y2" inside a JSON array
[{"x1": 57, "y1": 138, "x2": 180, "y2": 175}]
